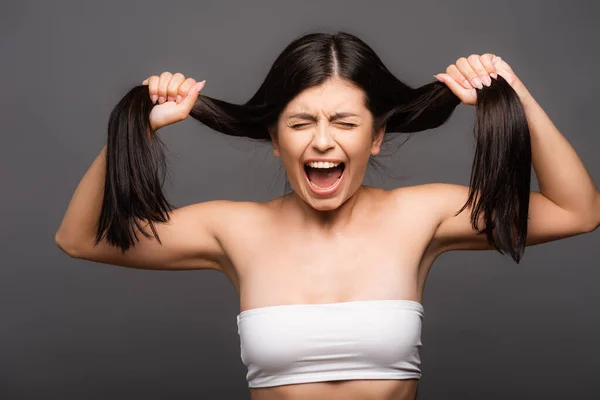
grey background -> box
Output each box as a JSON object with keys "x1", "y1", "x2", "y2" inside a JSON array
[{"x1": 2, "y1": 0, "x2": 599, "y2": 399}]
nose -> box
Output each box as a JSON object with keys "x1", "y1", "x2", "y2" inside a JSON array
[{"x1": 311, "y1": 122, "x2": 335, "y2": 152}]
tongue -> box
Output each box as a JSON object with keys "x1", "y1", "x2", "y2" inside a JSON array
[{"x1": 307, "y1": 165, "x2": 343, "y2": 188}]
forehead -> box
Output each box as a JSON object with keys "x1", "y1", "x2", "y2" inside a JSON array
[{"x1": 283, "y1": 79, "x2": 366, "y2": 115}]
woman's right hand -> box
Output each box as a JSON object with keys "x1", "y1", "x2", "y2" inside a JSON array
[{"x1": 141, "y1": 72, "x2": 206, "y2": 132}]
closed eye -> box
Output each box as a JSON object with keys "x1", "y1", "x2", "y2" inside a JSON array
[{"x1": 291, "y1": 123, "x2": 357, "y2": 129}]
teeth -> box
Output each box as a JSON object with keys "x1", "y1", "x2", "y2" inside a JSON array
[{"x1": 305, "y1": 161, "x2": 341, "y2": 168}]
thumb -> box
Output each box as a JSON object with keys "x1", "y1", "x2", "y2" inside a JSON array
[
  {"x1": 434, "y1": 73, "x2": 467, "y2": 94},
  {"x1": 181, "y1": 80, "x2": 206, "y2": 110},
  {"x1": 434, "y1": 73, "x2": 474, "y2": 105}
]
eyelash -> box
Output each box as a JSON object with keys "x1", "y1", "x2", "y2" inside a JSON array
[{"x1": 291, "y1": 123, "x2": 356, "y2": 128}]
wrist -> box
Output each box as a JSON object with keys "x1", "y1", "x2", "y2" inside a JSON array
[{"x1": 512, "y1": 80, "x2": 535, "y2": 108}]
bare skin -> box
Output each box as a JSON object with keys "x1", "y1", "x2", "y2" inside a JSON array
[
  {"x1": 214, "y1": 185, "x2": 442, "y2": 400},
  {"x1": 57, "y1": 66, "x2": 597, "y2": 400}
]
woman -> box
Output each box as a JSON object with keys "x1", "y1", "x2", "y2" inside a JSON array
[{"x1": 55, "y1": 31, "x2": 598, "y2": 400}]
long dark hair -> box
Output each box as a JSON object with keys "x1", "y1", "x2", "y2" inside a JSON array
[{"x1": 97, "y1": 31, "x2": 531, "y2": 263}]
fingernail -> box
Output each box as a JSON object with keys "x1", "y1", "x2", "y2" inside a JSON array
[
  {"x1": 471, "y1": 77, "x2": 483, "y2": 89},
  {"x1": 158, "y1": 96, "x2": 165, "y2": 104},
  {"x1": 482, "y1": 75, "x2": 492, "y2": 86},
  {"x1": 433, "y1": 74, "x2": 444, "y2": 83},
  {"x1": 176, "y1": 95, "x2": 182, "y2": 103},
  {"x1": 197, "y1": 80, "x2": 206, "y2": 92},
  {"x1": 491, "y1": 72, "x2": 498, "y2": 79},
  {"x1": 151, "y1": 95, "x2": 158, "y2": 104}
]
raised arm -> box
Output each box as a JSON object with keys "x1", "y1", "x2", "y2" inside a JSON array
[
  {"x1": 55, "y1": 73, "x2": 233, "y2": 270},
  {"x1": 55, "y1": 143, "x2": 232, "y2": 271},
  {"x1": 427, "y1": 55, "x2": 598, "y2": 255}
]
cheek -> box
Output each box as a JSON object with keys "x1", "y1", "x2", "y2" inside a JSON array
[
  {"x1": 276, "y1": 141, "x2": 305, "y2": 175},
  {"x1": 277, "y1": 133, "x2": 312, "y2": 162},
  {"x1": 344, "y1": 136, "x2": 374, "y2": 161},
  {"x1": 278, "y1": 140, "x2": 302, "y2": 160}
]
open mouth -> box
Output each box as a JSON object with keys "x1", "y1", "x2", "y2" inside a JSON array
[{"x1": 303, "y1": 162, "x2": 345, "y2": 193}]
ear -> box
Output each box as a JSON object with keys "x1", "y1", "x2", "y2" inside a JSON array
[
  {"x1": 268, "y1": 126, "x2": 280, "y2": 158},
  {"x1": 370, "y1": 124, "x2": 385, "y2": 156}
]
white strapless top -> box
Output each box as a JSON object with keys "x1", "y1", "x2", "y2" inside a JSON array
[{"x1": 236, "y1": 299, "x2": 424, "y2": 388}]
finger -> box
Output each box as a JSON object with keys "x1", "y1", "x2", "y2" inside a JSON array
[
  {"x1": 467, "y1": 54, "x2": 491, "y2": 87},
  {"x1": 480, "y1": 53, "x2": 498, "y2": 79},
  {"x1": 446, "y1": 64, "x2": 472, "y2": 90},
  {"x1": 180, "y1": 80, "x2": 206, "y2": 110},
  {"x1": 147, "y1": 75, "x2": 160, "y2": 104},
  {"x1": 167, "y1": 72, "x2": 186, "y2": 102},
  {"x1": 435, "y1": 73, "x2": 471, "y2": 103},
  {"x1": 177, "y1": 77, "x2": 197, "y2": 104},
  {"x1": 494, "y1": 56, "x2": 514, "y2": 74},
  {"x1": 456, "y1": 56, "x2": 482, "y2": 89},
  {"x1": 157, "y1": 71, "x2": 173, "y2": 104}
]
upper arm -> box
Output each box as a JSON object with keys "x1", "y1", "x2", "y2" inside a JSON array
[
  {"x1": 61, "y1": 200, "x2": 236, "y2": 271},
  {"x1": 422, "y1": 183, "x2": 593, "y2": 254}
]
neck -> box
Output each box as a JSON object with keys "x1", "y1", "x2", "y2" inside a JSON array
[{"x1": 282, "y1": 185, "x2": 370, "y2": 234}]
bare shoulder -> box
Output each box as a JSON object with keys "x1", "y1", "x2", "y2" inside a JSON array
[
  {"x1": 210, "y1": 198, "x2": 275, "y2": 239},
  {"x1": 65, "y1": 198, "x2": 270, "y2": 273},
  {"x1": 387, "y1": 183, "x2": 459, "y2": 255},
  {"x1": 389, "y1": 182, "x2": 478, "y2": 237},
  {"x1": 387, "y1": 183, "x2": 450, "y2": 219},
  {"x1": 210, "y1": 196, "x2": 281, "y2": 243},
  {"x1": 391, "y1": 182, "x2": 594, "y2": 255}
]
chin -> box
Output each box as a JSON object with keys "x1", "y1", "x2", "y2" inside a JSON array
[{"x1": 307, "y1": 198, "x2": 343, "y2": 212}]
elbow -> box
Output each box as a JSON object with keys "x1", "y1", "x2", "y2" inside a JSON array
[
  {"x1": 587, "y1": 192, "x2": 600, "y2": 233},
  {"x1": 585, "y1": 219, "x2": 599, "y2": 233},
  {"x1": 578, "y1": 192, "x2": 600, "y2": 233},
  {"x1": 582, "y1": 215, "x2": 599, "y2": 234},
  {"x1": 55, "y1": 232, "x2": 80, "y2": 258},
  {"x1": 578, "y1": 212, "x2": 598, "y2": 234}
]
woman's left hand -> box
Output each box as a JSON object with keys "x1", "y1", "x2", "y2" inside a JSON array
[{"x1": 434, "y1": 54, "x2": 524, "y2": 106}]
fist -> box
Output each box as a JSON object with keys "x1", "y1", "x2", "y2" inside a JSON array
[
  {"x1": 142, "y1": 72, "x2": 206, "y2": 131},
  {"x1": 434, "y1": 54, "x2": 523, "y2": 106}
]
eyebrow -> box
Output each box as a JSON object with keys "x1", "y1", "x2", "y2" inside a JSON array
[{"x1": 287, "y1": 112, "x2": 359, "y2": 121}]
